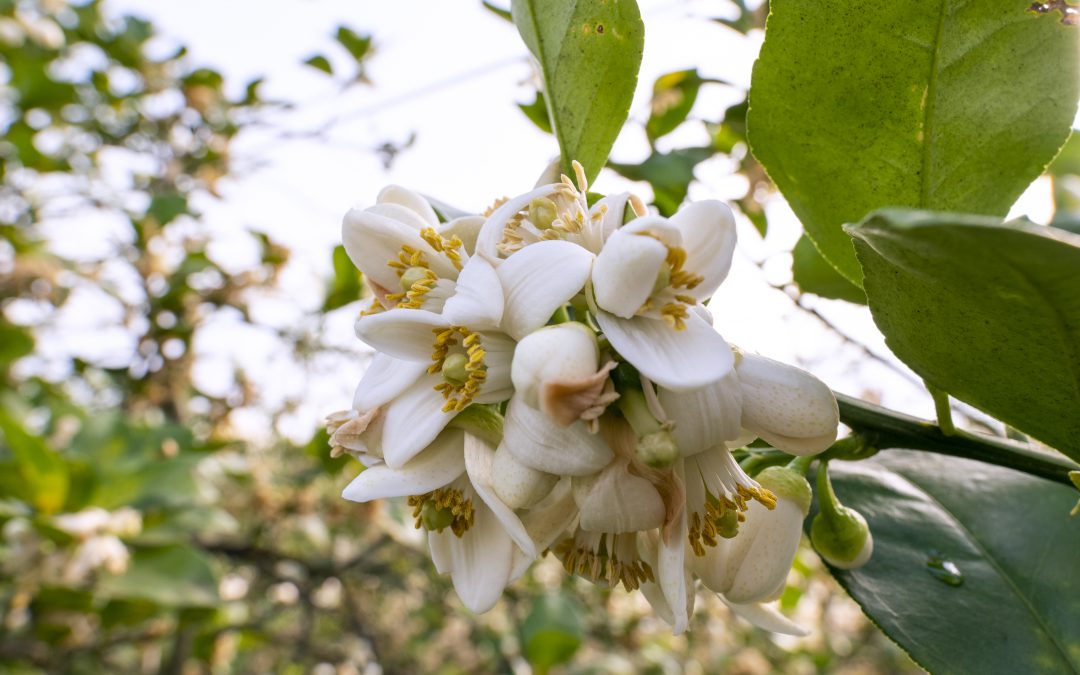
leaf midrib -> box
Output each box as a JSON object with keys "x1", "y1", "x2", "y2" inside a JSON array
[
  {"x1": 919, "y1": 0, "x2": 949, "y2": 209},
  {"x1": 892, "y1": 468, "x2": 1080, "y2": 673}
]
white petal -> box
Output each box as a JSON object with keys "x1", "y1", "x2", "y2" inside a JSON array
[
  {"x1": 670, "y1": 200, "x2": 736, "y2": 299},
  {"x1": 476, "y1": 185, "x2": 559, "y2": 262},
  {"x1": 596, "y1": 310, "x2": 733, "y2": 391},
  {"x1": 440, "y1": 215, "x2": 485, "y2": 255},
  {"x1": 429, "y1": 531, "x2": 453, "y2": 574},
  {"x1": 354, "y1": 308, "x2": 445, "y2": 361},
  {"x1": 725, "y1": 500, "x2": 804, "y2": 604},
  {"x1": 575, "y1": 459, "x2": 665, "y2": 534},
  {"x1": 658, "y1": 370, "x2": 742, "y2": 456},
  {"x1": 503, "y1": 396, "x2": 613, "y2": 475},
  {"x1": 442, "y1": 257, "x2": 504, "y2": 328},
  {"x1": 442, "y1": 503, "x2": 515, "y2": 613},
  {"x1": 511, "y1": 324, "x2": 598, "y2": 409},
  {"x1": 591, "y1": 192, "x2": 630, "y2": 247},
  {"x1": 376, "y1": 185, "x2": 439, "y2": 227},
  {"x1": 463, "y1": 434, "x2": 537, "y2": 558},
  {"x1": 341, "y1": 207, "x2": 427, "y2": 290},
  {"x1": 509, "y1": 480, "x2": 578, "y2": 581},
  {"x1": 737, "y1": 353, "x2": 839, "y2": 456},
  {"x1": 380, "y1": 376, "x2": 456, "y2": 468},
  {"x1": 353, "y1": 354, "x2": 428, "y2": 411},
  {"x1": 342, "y1": 429, "x2": 465, "y2": 501},
  {"x1": 474, "y1": 332, "x2": 516, "y2": 403},
  {"x1": 723, "y1": 599, "x2": 809, "y2": 637},
  {"x1": 591, "y1": 229, "x2": 668, "y2": 318},
  {"x1": 497, "y1": 240, "x2": 594, "y2": 340},
  {"x1": 660, "y1": 461, "x2": 692, "y2": 634},
  {"x1": 492, "y1": 444, "x2": 558, "y2": 509}
]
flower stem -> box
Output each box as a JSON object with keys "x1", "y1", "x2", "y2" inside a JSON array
[
  {"x1": 835, "y1": 393, "x2": 1078, "y2": 486},
  {"x1": 925, "y1": 381, "x2": 956, "y2": 436}
]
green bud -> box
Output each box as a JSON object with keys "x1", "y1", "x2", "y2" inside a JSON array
[
  {"x1": 755, "y1": 466, "x2": 812, "y2": 515},
  {"x1": 652, "y1": 263, "x2": 672, "y2": 295},
  {"x1": 528, "y1": 197, "x2": 559, "y2": 230},
  {"x1": 636, "y1": 430, "x2": 678, "y2": 469},
  {"x1": 421, "y1": 501, "x2": 454, "y2": 532},
  {"x1": 810, "y1": 464, "x2": 873, "y2": 569},
  {"x1": 441, "y1": 353, "x2": 469, "y2": 386},
  {"x1": 399, "y1": 266, "x2": 430, "y2": 292}
]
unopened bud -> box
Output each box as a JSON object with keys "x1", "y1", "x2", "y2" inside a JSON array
[
  {"x1": 755, "y1": 466, "x2": 812, "y2": 516},
  {"x1": 810, "y1": 463, "x2": 873, "y2": 569},
  {"x1": 528, "y1": 197, "x2": 559, "y2": 230}
]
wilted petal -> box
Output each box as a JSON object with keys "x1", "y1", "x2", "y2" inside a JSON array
[
  {"x1": 353, "y1": 354, "x2": 428, "y2": 411},
  {"x1": 380, "y1": 376, "x2": 456, "y2": 468},
  {"x1": 376, "y1": 185, "x2": 440, "y2": 227},
  {"x1": 503, "y1": 397, "x2": 613, "y2": 475},
  {"x1": 442, "y1": 257, "x2": 503, "y2": 328},
  {"x1": 596, "y1": 310, "x2": 733, "y2": 391},
  {"x1": 464, "y1": 434, "x2": 537, "y2": 558},
  {"x1": 737, "y1": 353, "x2": 839, "y2": 456},
  {"x1": 592, "y1": 229, "x2": 667, "y2": 318},
  {"x1": 670, "y1": 200, "x2": 736, "y2": 300},
  {"x1": 509, "y1": 480, "x2": 578, "y2": 581},
  {"x1": 342, "y1": 428, "x2": 465, "y2": 501},
  {"x1": 354, "y1": 308, "x2": 445, "y2": 361},
  {"x1": 574, "y1": 458, "x2": 665, "y2": 534},
  {"x1": 723, "y1": 599, "x2": 809, "y2": 636},
  {"x1": 497, "y1": 240, "x2": 594, "y2": 340},
  {"x1": 657, "y1": 369, "x2": 742, "y2": 456}
]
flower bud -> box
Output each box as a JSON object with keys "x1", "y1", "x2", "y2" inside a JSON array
[
  {"x1": 810, "y1": 463, "x2": 873, "y2": 569},
  {"x1": 491, "y1": 445, "x2": 558, "y2": 509},
  {"x1": 735, "y1": 353, "x2": 839, "y2": 456},
  {"x1": 511, "y1": 323, "x2": 607, "y2": 427}
]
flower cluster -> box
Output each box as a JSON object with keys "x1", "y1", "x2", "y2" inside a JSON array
[{"x1": 328, "y1": 164, "x2": 839, "y2": 634}]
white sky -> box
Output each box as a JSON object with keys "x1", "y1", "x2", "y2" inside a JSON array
[{"x1": 82, "y1": 0, "x2": 1061, "y2": 441}]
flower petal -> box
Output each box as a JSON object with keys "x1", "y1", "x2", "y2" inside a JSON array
[
  {"x1": 503, "y1": 396, "x2": 613, "y2": 475},
  {"x1": 442, "y1": 257, "x2": 504, "y2": 328},
  {"x1": 591, "y1": 228, "x2": 668, "y2": 318},
  {"x1": 669, "y1": 200, "x2": 736, "y2": 299},
  {"x1": 491, "y1": 444, "x2": 559, "y2": 510},
  {"x1": 353, "y1": 353, "x2": 428, "y2": 411},
  {"x1": 376, "y1": 184, "x2": 439, "y2": 227},
  {"x1": 474, "y1": 331, "x2": 516, "y2": 403},
  {"x1": 354, "y1": 308, "x2": 445, "y2": 361},
  {"x1": 657, "y1": 370, "x2": 742, "y2": 456},
  {"x1": 575, "y1": 458, "x2": 665, "y2": 533},
  {"x1": 342, "y1": 428, "x2": 465, "y2": 501},
  {"x1": 497, "y1": 240, "x2": 594, "y2": 340},
  {"x1": 342, "y1": 207, "x2": 427, "y2": 291},
  {"x1": 463, "y1": 434, "x2": 538, "y2": 558},
  {"x1": 660, "y1": 461, "x2": 692, "y2": 634},
  {"x1": 438, "y1": 502, "x2": 515, "y2": 613},
  {"x1": 725, "y1": 500, "x2": 803, "y2": 605},
  {"x1": 509, "y1": 480, "x2": 578, "y2": 580},
  {"x1": 476, "y1": 185, "x2": 559, "y2": 262},
  {"x1": 428, "y1": 531, "x2": 453, "y2": 574},
  {"x1": 737, "y1": 353, "x2": 839, "y2": 456},
  {"x1": 596, "y1": 310, "x2": 734, "y2": 391},
  {"x1": 380, "y1": 376, "x2": 456, "y2": 468},
  {"x1": 440, "y1": 215, "x2": 485, "y2": 255},
  {"x1": 723, "y1": 599, "x2": 809, "y2": 636}
]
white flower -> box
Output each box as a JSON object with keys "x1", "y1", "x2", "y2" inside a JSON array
[
  {"x1": 343, "y1": 185, "x2": 484, "y2": 313},
  {"x1": 735, "y1": 352, "x2": 839, "y2": 455},
  {"x1": 590, "y1": 201, "x2": 738, "y2": 391}
]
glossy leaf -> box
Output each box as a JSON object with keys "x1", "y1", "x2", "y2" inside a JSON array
[
  {"x1": 791, "y1": 235, "x2": 865, "y2": 304},
  {"x1": 849, "y1": 209, "x2": 1080, "y2": 461},
  {"x1": 608, "y1": 146, "x2": 714, "y2": 216},
  {"x1": 749, "y1": 0, "x2": 1080, "y2": 283},
  {"x1": 820, "y1": 451, "x2": 1080, "y2": 674},
  {"x1": 520, "y1": 592, "x2": 585, "y2": 674},
  {"x1": 646, "y1": 69, "x2": 703, "y2": 143},
  {"x1": 511, "y1": 0, "x2": 644, "y2": 182},
  {"x1": 323, "y1": 244, "x2": 367, "y2": 311},
  {"x1": 98, "y1": 545, "x2": 220, "y2": 608}
]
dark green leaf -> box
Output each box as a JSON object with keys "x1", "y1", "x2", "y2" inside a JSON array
[
  {"x1": 820, "y1": 451, "x2": 1080, "y2": 674},
  {"x1": 609, "y1": 146, "x2": 714, "y2": 216},
  {"x1": 0, "y1": 411, "x2": 69, "y2": 514},
  {"x1": 335, "y1": 26, "x2": 373, "y2": 63},
  {"x1": 0, "y1": 321, "x2": 34, "y2": 369},
  {"x1": 791, "y1": 235, "x2": 865, "y2": 304},
  {"x1": 305, "y1": 427, "x2": 350, "y2": 476},
  {"x1": 148, "y1": 193, "x2": 188, "y2": 225},
  {"x1": 646, "y1": 69, "x2": 703, "y2": 143},
  {"x1": 520, "y1": 593, "x2": 584, "y2": 673},
  {"x1": 511, "y1": 0, "x2": 644, "y2": 182},
  {"x1": 849, "y1": 209, "x2": 1080, "y2": 460},
  {"x1": 482, "y1": 1, "x2": 513, "y2": 22},
  {"x1": 99, "y1": 545, "x2": 220, "y2": 608},
  {"x1": 304, "y1": 55, "x2": 333, "y2": 76},
  {"x1": 518, "y1": 90, "x2": 553, "y2": 134},
  {"x1": 749, "y1": 0, "x2": 1080, "y2": 283}
]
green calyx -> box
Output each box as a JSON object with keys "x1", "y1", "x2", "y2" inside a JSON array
[
  {"x1": 810, "y1": 463, "x2": 873, "y2": 569},
  {"x1": 449, "y1": 404, "x2": 504, "y2": 448},
  {"x1": 528, "y1": 197, "x2": 559, "y2": 230},
  {"x1": 755, "y1": 466, "x2": 812, "y2": 515}
]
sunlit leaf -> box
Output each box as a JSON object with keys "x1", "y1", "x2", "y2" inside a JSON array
[{"x1": 645, "y1": 69, "x2": 703, "y2": 143}]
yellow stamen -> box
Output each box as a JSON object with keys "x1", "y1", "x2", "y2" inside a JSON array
[
  {"x1": 554, "y1": 534, "x2": 653, "y2": 591},
  {"x1": 428, "y1": 326, "x2": 487, "y2": 412},
  {"x1": 661, "y1": 303, "x2": 690, "y2": 330},
  {"x1": 419, "y1": 227, "x2": 464, "y2": 270},
  {"x1": 408, "y1": 487, "x2": 474, "y2": 537},
  {"x1": 688, "y1": 487, "x2": 777, "y2": 556}
]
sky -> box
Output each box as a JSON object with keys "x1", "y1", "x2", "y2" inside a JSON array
[{"x1": 84, "y1": 0, "x2": 1061, "y2": 442}]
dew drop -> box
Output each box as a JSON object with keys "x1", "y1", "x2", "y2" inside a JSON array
[{"x1": 925, "y1": 550, "x2": 964, "y2": 587}]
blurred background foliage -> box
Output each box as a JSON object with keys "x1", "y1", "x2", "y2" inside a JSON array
[{"x1": 6, "y1": 0, "x2": 1075, "y2": 673}]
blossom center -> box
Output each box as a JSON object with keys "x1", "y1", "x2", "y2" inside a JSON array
[
  {"x1": 554, "y1": 531, "x2": 654, "y2": 591},
  {"x1": 408, "y1": 487, "x2": 474, "y2": 537},
  {"x1": 635, "y1": 234, "x2": 705, "y2": 331},
  {"x1": 429, "y1": 326, "x2": 487, "y2": 412}
]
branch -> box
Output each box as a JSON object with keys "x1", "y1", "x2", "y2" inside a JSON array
[{"x1": 835, "y1": 393, "x2": 1079, "y2": 486}]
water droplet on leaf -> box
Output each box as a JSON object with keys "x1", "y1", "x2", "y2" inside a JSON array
[{"x1": 925, "y1": 550, "x2": 964, "y2": 587}]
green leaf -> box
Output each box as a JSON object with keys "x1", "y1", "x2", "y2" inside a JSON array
[
  {"x1": 820, "y1": 451, "x2": 1080, "y2": 674},
  {"x1": 849, "y1": 209, "x2": 1080, "y2": 461},
  {"x1": 609, "y1": 146, "x2": 714, "y2": 216},
  {"x1": 518, "y1": 90, "x2": 553, "y2": 134},
  {"x1": 511, "y1": 0, "x2": 644, "y2": 183},
  {"x1": 323, "y1": 244, "x2": 367, "y2": 311},
  {"x1": 147, "y1": 193, "x2": 188, "y2": 225},
  {"x1": 520, "y1": 593, "x2": 584, "y2": 674},
  {"x1": 0, "y1": 411, "x2": 69, "y2": 514},
  {"x1": 99, "y1": 545, "x2": 220, "y2": 608},
  {"x1": 482, "y1": 1, "x2": 513, "y2": 22},
  {"x1": 791, "y1": 235, "x2": 865, "y2": 304},
  {"x1": 304, "y1": 55, "x2": 333, "y2": 76},
  {"x1": 748, "y1": 0, "x2": 1080, "y2": 284},
  {"x1": 646, "y1": 69, "x2": 703, "y2": 143},
  {"x1": 335, "y1": 26, "x2": 372, "y2": 63}
]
